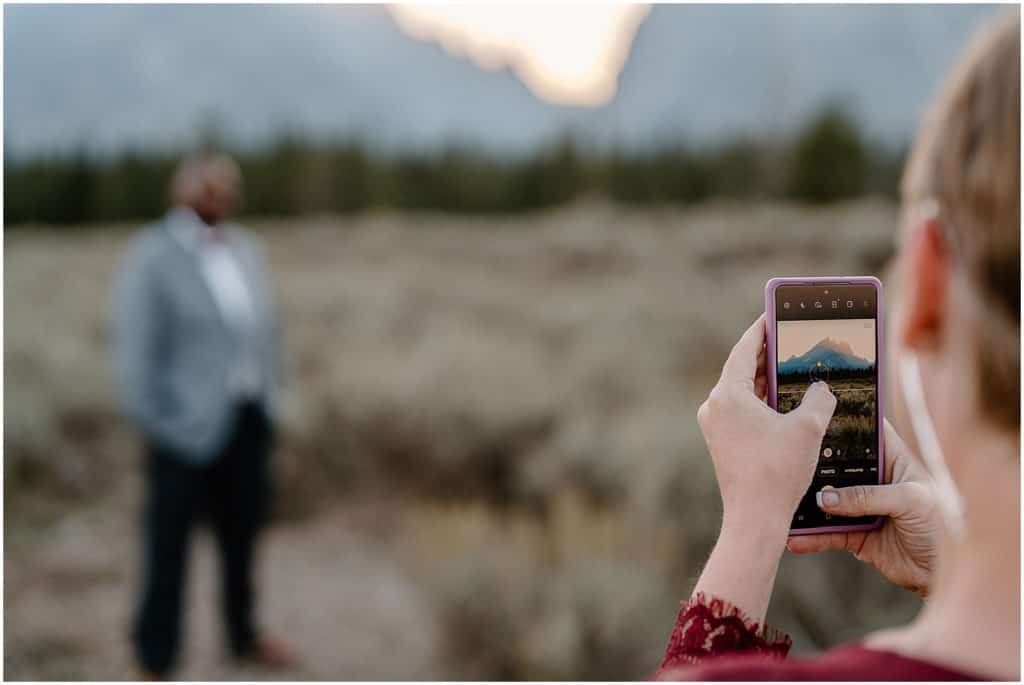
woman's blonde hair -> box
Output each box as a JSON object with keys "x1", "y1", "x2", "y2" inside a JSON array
[{"x1": 902, "y1": 9, "x2": 1021, "y2": 431}]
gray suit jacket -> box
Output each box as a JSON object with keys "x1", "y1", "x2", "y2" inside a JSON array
[{"x1": 113, "y1": 210, "x2": 281, "y2": 464}]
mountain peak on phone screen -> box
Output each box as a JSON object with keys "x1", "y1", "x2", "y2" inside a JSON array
[{"x1": 780, "y1": 337, "x2": 872, "y2": 374}]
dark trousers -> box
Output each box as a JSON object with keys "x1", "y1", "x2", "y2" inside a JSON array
[{"x1": 133, "y1": 401, "x2": 273, "y2": 675}]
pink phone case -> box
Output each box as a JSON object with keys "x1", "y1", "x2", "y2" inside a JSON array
[{"x1": 765, "y1": 276, "x2": 885, "y2": 536}]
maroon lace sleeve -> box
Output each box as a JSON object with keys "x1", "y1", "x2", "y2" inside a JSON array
[{"x1": 655, "y1": 592, "x2": 792, "y2": 677}]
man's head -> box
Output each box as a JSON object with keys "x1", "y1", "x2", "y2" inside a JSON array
[{"x1": 170, "y1": 153, "x2": 243, "y2": 225}]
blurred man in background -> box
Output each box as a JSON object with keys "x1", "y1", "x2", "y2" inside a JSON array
[{"x1": 113, "y1": 154, "x2": 291, "y2": 677}]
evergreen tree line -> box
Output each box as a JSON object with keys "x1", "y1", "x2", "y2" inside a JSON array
[
  {"x1": 777, "y1": 365, "x2": 877, "y2": 386},
  {"x1": 5, "y1": 108, "x2": 904, "y2": 226}
]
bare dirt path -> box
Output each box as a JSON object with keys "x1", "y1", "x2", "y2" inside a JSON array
[{"x1": 5, "y1": 484, "x2": 443, "y2": 681}]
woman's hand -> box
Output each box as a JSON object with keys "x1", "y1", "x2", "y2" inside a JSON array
[
  {"x1": 698, "y1": 315, "x2": 837, "y2": 537},
  {"x1": 786, "y1": 420, "x2": 940, "y2": 598},
  {"x1": 690, "y1": 315, "x2": 837, "y2": 625}
]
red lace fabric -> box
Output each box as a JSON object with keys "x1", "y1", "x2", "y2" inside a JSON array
[{"x1": 656, "y1": 592, "x2": 792, "y2": 674}]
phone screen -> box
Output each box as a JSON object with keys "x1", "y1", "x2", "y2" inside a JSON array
[{"x1": 774, "y1": 284, "x2": 880, "y2": 530}]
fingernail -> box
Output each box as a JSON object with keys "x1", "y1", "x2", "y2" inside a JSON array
[{"x1": 816, "y1": 489, "x2": 839, "y2": 508}]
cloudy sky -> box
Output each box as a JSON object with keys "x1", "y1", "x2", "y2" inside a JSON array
[
  {"x1": 4, "y1": 3, "x2": 1007, "y2": 158},
  {"x1": 390, "y1": 4, "x2": 650, "y2": 106}
]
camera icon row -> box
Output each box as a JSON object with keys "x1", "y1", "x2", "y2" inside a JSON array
[{"x1": 783, "y1": 299, "x2": 868, "y2": 310}]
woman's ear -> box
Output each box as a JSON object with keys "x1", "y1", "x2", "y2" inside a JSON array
[{"x1": 899, "y1": 216, "x2": 952, "y2": 353}]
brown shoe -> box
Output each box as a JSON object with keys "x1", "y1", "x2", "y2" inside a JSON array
[{"x1": 243, "y1": 636, "x2": 296, "y2": 670}]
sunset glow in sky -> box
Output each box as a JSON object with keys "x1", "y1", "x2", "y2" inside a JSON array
[
  {"x1": 389, "y1": 4, "x2": 650, "y2": 107},
  {"x1": 777, "y1": 319, "x2": 877, "y2": 363}
]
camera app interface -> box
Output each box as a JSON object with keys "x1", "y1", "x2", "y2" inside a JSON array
[{"x1": 775, "y1": 284, "x2": 879, "y2": 529}]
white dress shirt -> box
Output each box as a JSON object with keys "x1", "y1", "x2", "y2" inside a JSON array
[{"x1": 168, "y1": 207, "x2": 262, "y2": 399}]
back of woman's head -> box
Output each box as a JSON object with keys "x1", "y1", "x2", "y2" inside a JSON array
[{"x1": 902, "y1": 9, "x2": 1021, "y2": 432}]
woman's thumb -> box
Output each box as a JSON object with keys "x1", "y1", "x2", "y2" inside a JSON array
[
  {"x1": 816, "y1": 482, "x2": 918, "y2": 517},
  {"x1": 790, "y1": 381, "x2": 837, "y2": 436}
]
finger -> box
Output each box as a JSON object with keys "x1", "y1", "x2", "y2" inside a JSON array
[
  {"x1": 789, "y1": 530, "x2": 869, "y2": 558},
  {"x1": 816, "y1": 481, "x2": 920, "y2": 518},
  {"x1": 721, "y1": 314, "x2": 765, "y2": 389},
  {"x1": 789, "y1": 381, "x2": 837, "y2": 435},
  {"x1": 786, "y1": 534, "x2": 842, "y2": 554},
  {"x1": 754, "y1": 375, "x2": 767, "y2": 401},
  {"x1": 881, "y1": 417, "x2": 922, "y2": 482},
  {"x1": 754, "y1": 346, "x2": 767, "y2": 399}
]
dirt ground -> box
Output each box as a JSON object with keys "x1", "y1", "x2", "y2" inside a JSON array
[{"x1": 4, "y1": 472, "x2": 443, "y2": 680}]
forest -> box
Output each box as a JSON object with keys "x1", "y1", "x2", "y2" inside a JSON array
[{"x1": 5, "y1": 108, "x2": 903, "y2": 225}]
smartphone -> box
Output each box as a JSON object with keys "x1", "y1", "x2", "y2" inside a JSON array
[{"x1": 765, "y1": 277, "x2": 884, "y2": 535}]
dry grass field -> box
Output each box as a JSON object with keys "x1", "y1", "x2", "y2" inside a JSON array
[
  {"x1": 779, "y1": 378, "x2": 877, "y2": 457},
  {"x1": 5, "y1": 200, "x2": 921, "y2": 680}
]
